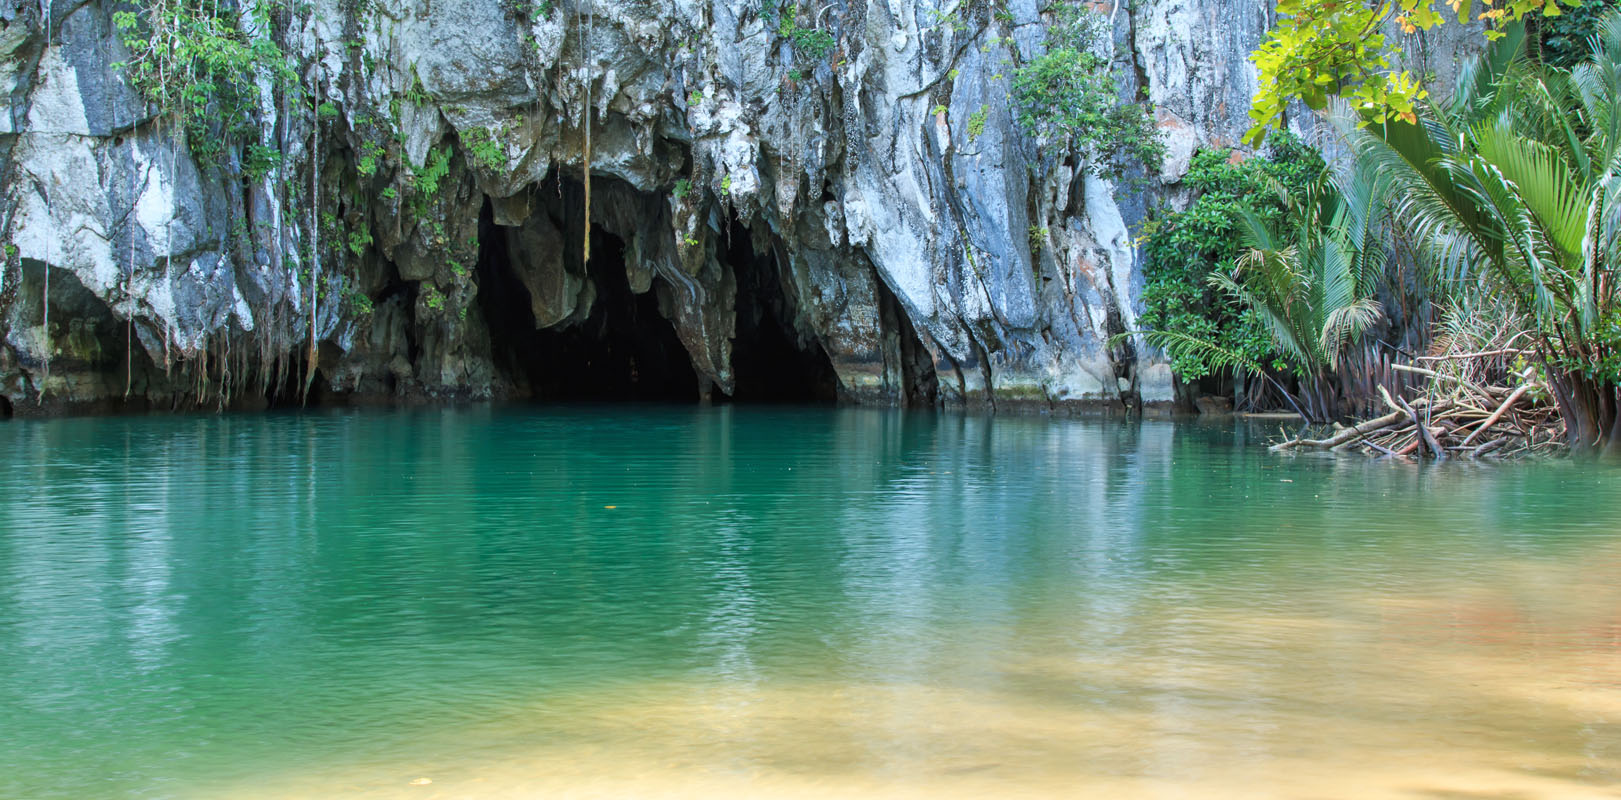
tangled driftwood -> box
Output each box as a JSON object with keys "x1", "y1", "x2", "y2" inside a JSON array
[{"x1": 1271, "y1": 364, "x2": 1565, "y2": 459}]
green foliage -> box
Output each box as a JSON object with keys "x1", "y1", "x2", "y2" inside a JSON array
[
  {"x1": 1137, "y1": 170, "x2": 1386, "y2": 421},
  {"x1": 1244, "y1": 0, "x2": 1575, "y2": 143},
  {"x1": 1011, "y1": 3, "x2": 1162, "y2": 174},
  {"x1": 347, "y1": 224, "x2": 373, "y2": 257},
  {"x1": 346, "y1": 289, "x2": 375, "y2": 316},
  {"x1": 1138, "y1": 131, "x2": 1324, "y2": 382},
  {"x1": 773, "y1": 4, "x2": 837, "y2": 62},
  {"x1": 409, "y1": 147, "x2": 453, "y2": 210},
  {"x1": 1537, "y1": 0, "x2": 1620, "y2": 66},
  {"x1": 967, "y1": 106, "x2": 988, "y2": 140},
  {"x1": 673, "y1": 178, "x2": 692, "y2": 199},
  {"x1": 422, "y1": 285, "x2": 445, "y2": 311},
  {"x1": 1219, "y1": 178, "x2": 1386, "y2": 378},
  {"x1": 356, "y1": 141, "x2": 386, "y2": 178},
  {"x1": 1129, "y1": 328, "x2": 1271, "y2": 378},
  {"x1": 407, "y1": 73, "x2": 431, "y2": 106},
  {"x1": 931, "y1": 103, "x2": 948, "y2": 117},
  {"x1": 927, "y1": 7, "x2": 968, "y2": 33},
  {"x1": 1348, "y1": 15, "x2": 1621, "y2": 442},
  {"x1": 461, "y1": 126, "x2": 508, "y2": 171},
  {"x1": 1028, "y1": 225, "x2": 1048, "y2": 254},
  {"x1": 720, "y1": 174, "x2": 732, "y2": 196},
  {"x1": 425, "y1": 221, "x2": 449, "y2": 249},
  {"x1": 792, "y1": 27, "x2": 836, "y2": 59},
  {"x1": 242, "y1": 144, "x2": 282, "y2": 181},
  {"x1": 112, "y1": 0, "x2": 295, "y2": 172}
]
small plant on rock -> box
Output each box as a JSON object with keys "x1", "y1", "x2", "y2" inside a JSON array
[{"x1": 1012, "y1": 2, "x2": 1162, "y2": 175}]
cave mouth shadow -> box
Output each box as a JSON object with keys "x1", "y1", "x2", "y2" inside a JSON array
[
  {"x1": 720, "y1": 220, "x2": 839, "y2": 405},
  {"x1": 477, "y1": 210, "x2": 701, "y2": 403},
  {"x1": 0, "y1": 393, "x2": 12, "y2": 419},
  {"x1": 475, "y1": 186, "x2": 841, "y2": 407}
]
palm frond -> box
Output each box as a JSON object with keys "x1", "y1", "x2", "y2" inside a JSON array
[
  {"x1": 1450, "y1": 20, "x2": 1527, "y2": 121},
  {"x1": 1123, "y1": 329, "x2": 1267, "y2": 376},
  {"x1": 1320, "y1": 298, "x2": 1383, "y2": 369},
  {"x1": 1469, "y1": 119, "x2": 1588, "y2": 260}
]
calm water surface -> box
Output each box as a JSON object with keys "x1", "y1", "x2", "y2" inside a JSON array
[{"x1": 1, "y1": 407, "x2": 1618, "y2": 799}]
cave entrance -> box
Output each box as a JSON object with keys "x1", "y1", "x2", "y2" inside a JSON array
[
  {"x1": 720, "y1": 221, "x2": 839, "y2": 405},
  {"x1": 476, "y1": 177, "x2": 841, "y2": 406},
  {"x1": 0, "y1": 393, "x2": 12, "y2": 419},
  {"x1": 477, "y1": 204, "x2": 700, "y2": 403}
]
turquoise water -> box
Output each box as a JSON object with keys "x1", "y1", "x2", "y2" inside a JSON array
[{"x1": 1, "y1": 407, "x2": 1619, "y2": 798}]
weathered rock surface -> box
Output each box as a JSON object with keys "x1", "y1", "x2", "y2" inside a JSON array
[{"x1": 0, "y1": 0, "x2": 1481, "y2": 416}]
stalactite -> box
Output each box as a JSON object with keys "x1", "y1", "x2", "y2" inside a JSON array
[{"x1": 124, "y1": 233, "x2": 134, "y2": 398}]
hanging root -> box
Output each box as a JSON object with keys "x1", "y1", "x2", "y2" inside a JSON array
[{"x1": 580, "y1": 4, "x2": 593, "y2": 264}]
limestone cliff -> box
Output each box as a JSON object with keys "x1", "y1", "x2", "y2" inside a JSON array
[{"x1": 0, "y1": 0, "x2": 1480, "y2": 416}]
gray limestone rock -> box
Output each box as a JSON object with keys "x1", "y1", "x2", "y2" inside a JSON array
[{"x1": 0, "y1": 0, "x2": 1478, "y2": 415}]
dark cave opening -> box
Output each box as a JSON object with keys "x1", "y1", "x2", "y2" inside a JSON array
[
  {"x1": 477, "y1": 203, "x2": 701, "y2": 403},
  {"x1": 475, "y1": 175, "x2": 843, "y2": 406},
  {"x1": 720, "y1": 221, "x2": 839, "y2": 405},
  {"x1": 0, "y1": 393, "x2": 12, "y2": 419}
]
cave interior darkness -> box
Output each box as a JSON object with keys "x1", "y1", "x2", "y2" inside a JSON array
[{"x1": 476, "y1": 194, "x2": 840, "y2": 405}]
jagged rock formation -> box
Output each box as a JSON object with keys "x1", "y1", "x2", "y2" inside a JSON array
[{"x1": 0, "y1": 0, "x2": 1480, "y2": 416}]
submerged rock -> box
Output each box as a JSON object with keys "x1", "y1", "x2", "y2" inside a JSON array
[{"x1": 0, "y1": 0, "x2": 1479, "y2": 415}]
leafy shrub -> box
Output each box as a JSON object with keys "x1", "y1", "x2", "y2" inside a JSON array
[
  {"x1": 769, "y1": 3, "x2": 837, "y2": 62},
  {"x1": 1536, "y1": 0, "x2": 1619, "y2": 66},
  {"x1": 1137, "y1": 131, "x2": 1323, "y2": 381},
  {"x1": 967, "y1": 106, "x2": 988, "y2": 140},
  {"x1": 1012, "y1": 3, "x2": 1162, "y2": 174}
]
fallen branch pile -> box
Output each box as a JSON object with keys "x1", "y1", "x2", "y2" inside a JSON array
[{"x1": 1271, "y1": 365, "x2": 1565, "y2": 459}]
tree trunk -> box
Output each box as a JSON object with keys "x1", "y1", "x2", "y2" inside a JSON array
[
  {"x1": 1550, "y1": 369, "x2": 1621, "y2": 455},
  {"x1": 1302, "y1": 370, "x2": 1338, "y2": 424}
]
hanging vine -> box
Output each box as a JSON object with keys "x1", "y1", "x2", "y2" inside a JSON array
[
  {"x1": 577, "y1": 0, "x2": 593, "y2": 263},
  {"x1": 304, "y1": 59, "x2": 322, "y2": 405}
]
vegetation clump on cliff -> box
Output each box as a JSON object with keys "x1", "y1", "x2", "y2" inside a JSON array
[
  {"x1": 112, "y1": 0, "x2": 294, "y2": 174},
  {"x1": 1011, "y1": 3, "x2": 1163, "y2": 175}
]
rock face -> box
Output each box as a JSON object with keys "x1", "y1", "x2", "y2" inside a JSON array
[{"x1": 0, "y1": 0, "x2": 1480, "y2": 416}]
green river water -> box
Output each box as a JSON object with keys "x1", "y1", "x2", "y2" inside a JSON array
[{"x1": 1, "y1": 406, "x2": 1618, "y2": 799}]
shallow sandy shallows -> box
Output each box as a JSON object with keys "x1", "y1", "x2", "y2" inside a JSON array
[{"x1": 209, "y1": 551, "x2": 1621, "y2": 800}]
